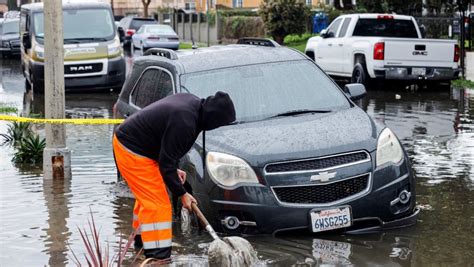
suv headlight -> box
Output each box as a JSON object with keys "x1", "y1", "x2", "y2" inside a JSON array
[
  {"x1": 108, "y1": 38, "x2": 122, "y2": 57},
  {"x1": 376, "y1": 128, "x2": 403, "y2": 168},
  {"x1": 2, "y1": 42, "x2": 10, "y2": 48},
  {"x1": 206, "y1": 152, "x2": 260, "y2": 188}
]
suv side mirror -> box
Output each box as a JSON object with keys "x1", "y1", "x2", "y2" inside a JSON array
[
  {"x1": 344, "y1": 83, "x2": 366, "y2": 101},
  {"x1": 22, "y1": 33, "x2": 31, "y2": 50},
  {"x1": 118, "y1": 27, "x2": 125, "y2": 43}
]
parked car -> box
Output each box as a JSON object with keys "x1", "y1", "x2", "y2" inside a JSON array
[
  {"x1": 119, "y1": 16, "x2": 157, "y2": 47},
  {"x1": 20, "y1": 2, "x2": 126, "y2": 92},
  {"x1": 0, "y1": 18, "x2": 21, "y2": 58},
  {"x1": 113, "y1": 38, "x2": 419, "y2": 235},
  {"x1": 305, "y1": 14, "x2": 460, "y2": 87},
  {"x1": 132, "y1": 24, "x2": 179, "y2": 52}
]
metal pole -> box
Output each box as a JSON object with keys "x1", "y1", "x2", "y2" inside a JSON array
[
  {"x1": 460, "y1": 9, "x2": 466, "y2": 78},
  {"x1": 182, "y1": 13, "x2": 185, "y2": 41},
  {"x1": 43, "y1": 0, "x2": 71, "y2": 179}
]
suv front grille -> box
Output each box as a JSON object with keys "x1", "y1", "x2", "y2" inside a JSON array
[
  {"x1": 272, "y1": 174, "x2": 369, "y2": 205},
  {"x1": 265, "y1": 151, "x2": 369, "y2": 173}
]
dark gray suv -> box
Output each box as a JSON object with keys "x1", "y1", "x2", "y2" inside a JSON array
[{"x1": 114, "y1": 39, "x2": 419, "y2": 235}]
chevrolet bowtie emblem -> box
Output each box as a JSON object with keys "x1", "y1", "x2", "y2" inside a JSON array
[{"x1": 310, "y1": 171, "x2": 337, "y2": 182}]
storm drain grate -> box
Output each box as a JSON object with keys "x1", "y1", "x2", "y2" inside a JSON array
[
  {"x1": 272, "y1": 174, "x2": 369, "y2": 204},
  {"x1": 265, "y1": 151, "x2": 369, "y2": 173}
]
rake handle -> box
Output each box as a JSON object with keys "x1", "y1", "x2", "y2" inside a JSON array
[{"x1": 191, "y1": 202, "x2": 220, "y2": 241}]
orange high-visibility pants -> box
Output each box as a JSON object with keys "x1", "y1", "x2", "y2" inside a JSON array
[{"x1": 113, "y1": 135, "x2": 172, "y2": 258}]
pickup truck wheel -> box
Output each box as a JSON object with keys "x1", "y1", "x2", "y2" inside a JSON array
[{"x1": 351, "y1": 63, "x2": 371, "y2": 87}]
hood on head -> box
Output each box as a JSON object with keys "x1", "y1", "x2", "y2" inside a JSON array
[{"x1": 200, "y1": 91, "x2": 236, "y2": 130}]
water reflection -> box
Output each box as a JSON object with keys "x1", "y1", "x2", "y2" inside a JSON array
[{"x1": 42, "y1": 178, "x2": 71, "y2": 267}]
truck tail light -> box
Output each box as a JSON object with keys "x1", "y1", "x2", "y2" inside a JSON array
[
  {"x1": 454, "y1": 44, "x2": 460, "y2": 62},
  {"x1": 374, "y1": 42, "x2": 385, "y2": 60},
  {"x1": 126, "y1": 29, "x2": 136, "y2": 36}
]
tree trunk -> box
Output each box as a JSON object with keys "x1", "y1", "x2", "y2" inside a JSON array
[{"x1": 142, "y1": 0, "x2": 151, "y2": 18}]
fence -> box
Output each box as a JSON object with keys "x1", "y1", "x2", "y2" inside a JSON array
[{"x1": 159, "y1": 11, "x2": 266, "y2": 45}]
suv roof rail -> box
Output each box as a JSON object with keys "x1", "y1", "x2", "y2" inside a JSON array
[
  {"x1": 143, "y1": 48, "x2": 178, "y2": 60},
  {"x1": 237, "y1": 38, "x2": 280, "y2": 47}
]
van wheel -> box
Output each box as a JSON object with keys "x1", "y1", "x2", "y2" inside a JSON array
[{"x1": 351, "y1": 63, "x2": 371, "y2": 88}]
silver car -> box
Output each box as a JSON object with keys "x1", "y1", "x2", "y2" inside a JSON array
[{"x1": 132, "y1": 24, "x2": 180, "y2": 52}]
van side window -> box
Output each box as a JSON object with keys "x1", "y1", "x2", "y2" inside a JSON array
[{"x1": 131, "y1": 69, "x2": 162, "y2": 108}]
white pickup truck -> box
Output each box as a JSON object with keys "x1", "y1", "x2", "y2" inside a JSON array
[{"x1": 305, "y1": 14, "x2": 460, "y2": 86}]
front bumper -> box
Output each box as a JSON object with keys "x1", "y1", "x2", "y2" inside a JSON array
[
  {"x1": 374, "y1": 66, "x2": 459, "y2": 81},
  {"x1": 196, "y1": 157, "x2": 417, "y2": 235},
  {"x1": 30, "y1": 56, "x2": 126, "y2": 90}
]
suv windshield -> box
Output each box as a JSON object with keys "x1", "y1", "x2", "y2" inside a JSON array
[
  {"x1": 33, "y1": 8, "x2": 115, "y2": 44},
  {"x1": 1, "y1": 20, "x2": 19, "y2": 35},
  {"x1": 353, "y1": 18, "x2": 418, "y2": 38},
  {"x1": 181, "y1": 60, "x2": 350, "y2": 122}
]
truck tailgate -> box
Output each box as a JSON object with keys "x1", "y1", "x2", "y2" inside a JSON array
[{"x1": 384, "y1": 38, "x2": 457, "y2": 68}]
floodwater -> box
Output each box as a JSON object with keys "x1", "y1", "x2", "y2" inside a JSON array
[{"x1": 1, "y1": 55, "x2": 473, "y2": 266}]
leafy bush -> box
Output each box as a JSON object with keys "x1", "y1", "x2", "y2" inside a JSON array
[
  {"x1": 12, "y1": 133, "x2": 45, "y2": 164},
  {"x1": 221, "y1": 16, "x2": 265, "y2": 39},
  {"x1": 259, "y1": 0, "x2": 311, "y2": 44},
  {"x1": 284, "y1": 33, "x2": 317, "y2": 44},
  {"x1": 0, "y1": 103, "x2": 18, "y2": 114},
  {"x1": 218, "y1": 9, "x2": 259, "y2": 17}
]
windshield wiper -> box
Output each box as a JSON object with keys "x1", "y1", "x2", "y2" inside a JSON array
[
  {"x1": 271, "y1": 109, "x2": 331, "y2": 118},
  {"x1": 2, "y1": 32, "x2": 18, "y2": 34}
]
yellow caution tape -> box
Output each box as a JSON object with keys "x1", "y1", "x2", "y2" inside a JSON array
[{"x1": 0, "y1": 115, "x2": 124, "y2": 125}]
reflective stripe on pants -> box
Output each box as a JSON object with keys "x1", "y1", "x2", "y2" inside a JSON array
[{"x1": 113, "y1": 135, "x2": 173, "y2": 254}]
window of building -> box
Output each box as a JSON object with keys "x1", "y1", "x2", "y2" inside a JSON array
[{"x1": 232, "y1": 0, "x2": 243, "y2": 8}]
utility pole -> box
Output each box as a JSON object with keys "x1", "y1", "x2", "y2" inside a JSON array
[{"x1": 43, "y1": 0, "x2": 71, "y2": 179}]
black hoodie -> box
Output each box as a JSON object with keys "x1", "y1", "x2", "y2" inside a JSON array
[{"x1": 115, "y1": 92, "x2": 236, "y2": 197}]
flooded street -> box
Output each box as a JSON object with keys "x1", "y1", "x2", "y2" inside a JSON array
[{"x1": 1, "y1": 55, "x2": 473, "y2": 266}]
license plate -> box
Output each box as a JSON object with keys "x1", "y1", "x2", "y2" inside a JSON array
[
  {"x1": 412, "y1": 67, "x2": 426, "y2": 76},
  {"x1": 310, "y1": 207, "x2": 352, "y2": 232}
]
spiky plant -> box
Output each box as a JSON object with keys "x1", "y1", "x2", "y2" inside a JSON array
[
  {"x1": 12, "y1": 133, "x2": 45, "y2": 164},
  {"x1": 69, "y1": 210, "x2": 139, "y2": 267},
  {"x1": 0, "y1": 121, "x2": 33, "y2": 147}
]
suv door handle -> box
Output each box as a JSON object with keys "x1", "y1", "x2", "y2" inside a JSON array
[
  {"x1": 338, "y1": 44, "x2": 343, "y2": 47},
  {"x1": 328, "y1": 43, "x2": 333, "y2": 47}
]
